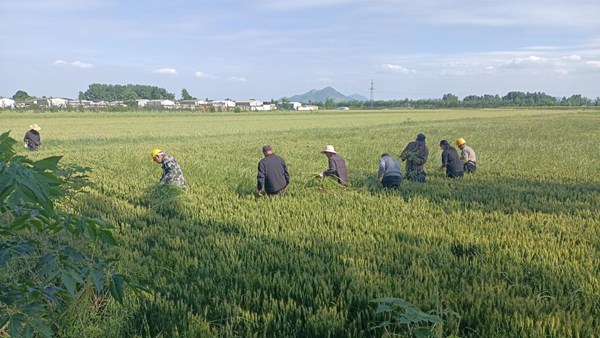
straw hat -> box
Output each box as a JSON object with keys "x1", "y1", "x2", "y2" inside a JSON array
[
  {"x1": 321, "y1": 145, "x2": 337, "y2": 154},
  {"x1": 30, "y1": 124, "x2": 41, "y2": 131}
]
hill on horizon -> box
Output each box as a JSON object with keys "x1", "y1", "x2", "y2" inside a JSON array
[{"x1": 282, "y1": 87, "x2": 366, "y2": 103}]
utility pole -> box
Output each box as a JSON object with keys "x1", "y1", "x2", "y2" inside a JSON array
[{"x1": 369, "y1": 79, "x2": 374, "y2": 110}]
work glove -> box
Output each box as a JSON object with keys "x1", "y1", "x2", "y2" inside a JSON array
[{"x1": 317, "y1": 172, "x2": 324, "y2": 177}]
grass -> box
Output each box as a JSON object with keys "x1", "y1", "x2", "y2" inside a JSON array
[{"x1": 2, "y1": 108, "x2": 599, "y2": 337}]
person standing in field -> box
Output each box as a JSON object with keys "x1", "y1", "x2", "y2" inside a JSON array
[
  {"x1": 257, "y1": 145, "x2": 290, "y2": 197},
  {"x1": 439, "y1": 140, "x2": 464, "y2": 178},
  {"x1": 152, "y1": 148, "x2": 186, "y2": 189},
  {"x1": 400, "y1": 133, "x2": 429, "y2": 183},
  {"x1": 457, "y1": 138, "x2": 476, "y2": 173},
  {"x1": 376, "y1": 153, "x2": 402, "y2": 188},
  {"x1": 24, "y1": 124, "x2": 42, "y2": 151},
  {"x1": 318, "y1": 145, "x2": 348, "y2": 186}
]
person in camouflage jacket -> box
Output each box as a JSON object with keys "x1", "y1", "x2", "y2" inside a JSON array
[{"x1": 152, "y1": 149, "x2": 186, "y2": 189}]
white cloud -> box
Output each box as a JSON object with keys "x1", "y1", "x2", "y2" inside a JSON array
[
  {"x1": 195, "y1": 71, "x2": 217, "y2": 79},
  {"x1": 229, "y1": 76, "x2": 248, "y2": 82},
  {"x1": 586, "y1": 61, "x2": 600, "y2": 68},
  {"x1": 53, "y1": 60, "x2": 93, "y2": 68},
  {"x1": 383, "y1": 64, "x2": 416, "y2": 74},
  {"x1": 153, "y1": 68, "x2": 178, "y2": 75},
  {"x1": 317, "y1": 77, "x2": 332, "y2": 82},
  {"x1": 554, "y1": 69, "x2": 569, "y2": 75}
]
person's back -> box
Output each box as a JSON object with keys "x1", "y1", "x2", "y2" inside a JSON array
[
  {"x1": 24, "y1": 129, "x2": 41, "y2": 151},
  {"x1": 442, "y1": 146, "x2": 464, "y2": 178},
  {"x1": 377, "y1": 154, "x2": 402, "y2": 188},
  {"x1": 161, "y1": 154, "x2": 186, "y2": 189},
  {"x1": 258, "y1": 153, "x2": 289, "y2": 195},
  {"x1": 328, "y1": 154, "x2": 348, "y2": 186}
]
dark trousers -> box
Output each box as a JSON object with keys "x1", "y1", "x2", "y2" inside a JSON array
[
  {"x1": 464, "y1": 163, "x2": 476, "y2": 173},
  {"x1": 446, "y1": 171, "x2": 464, "y2": 179},
  {"x1": 381, "y1": 176, "x2": 401, "y2": 188},
  {"x1": 268, "y1": 190, "x2": 286, "y2": 197},
  {"x1": 408, "y1": 171, "x2": 426, "y2": 183},
  {"x1": 26, "y1": 141, "x2": 39, "y2": 151}
]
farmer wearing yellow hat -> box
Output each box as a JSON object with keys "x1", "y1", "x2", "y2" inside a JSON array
[
  {"x1": 456, "y1": 138, "x2": 476, "y2": 173},
  {"x1": 24, "y1": 124, "x2": 42, "y2": 151},
  {"x1": 152, "y1": 148, "x2": 186, "y2": 189}
]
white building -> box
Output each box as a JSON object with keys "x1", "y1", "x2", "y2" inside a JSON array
[
  {"x1": 136, "y1": 99, "x2": 149, "y2": 107},
  {"x1": 236, "y1": 99, "x2": 264, "y2": 111},
  {"x1": 211, "y1": 100, "x2": 236, "y2": 109},
  {"x1": 147, "y1": 99, "x2": 175, "y2": 108},
  {"x1": 36, "y1": 98, "x2": 69, "y2": 107},
  {"x1": 0, "y1": 98, "x2": 15, "y2": 108},
  {"x1": 69, "y1": 100, "x2": 93, "y2": 108},
  {"x1": 297, "y1": 105, "x2": 319, "y2": 111}
]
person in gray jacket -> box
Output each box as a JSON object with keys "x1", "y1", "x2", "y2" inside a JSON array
[
  {"x1": 257, "y1": 145, "x2": 289, "y2": 197},
  {"x1": 376, "y1": 153, "x2": 402, "y2": 188}
]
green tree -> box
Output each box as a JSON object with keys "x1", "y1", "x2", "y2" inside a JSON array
[
  {"x1": 181, "y1": 89, "x2": 196, "y2": 101},
  {"x1": 12, "y1": 90, "x2": 34, "y2": 101},
  {"x1": 324, "y1": 98, "x2": 336, "y2": 109},
  {"x1": 0, "y1": 131, "x2": 147, "y2": 337},
  {"x1": 78, "y1": 91, "x2": 84, "y2": 101}
]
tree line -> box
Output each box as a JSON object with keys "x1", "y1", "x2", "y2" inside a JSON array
[{"x1": 314, "y1": 92, "x2": 600, "y2": 109}]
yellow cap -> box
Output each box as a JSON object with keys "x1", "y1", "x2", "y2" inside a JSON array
[
  {"x1": 456, "y1": 138, "x2": 466, "y2": 146},
  {"x1": 151, "y1": 148, "x2": 162, "y2": 159}
]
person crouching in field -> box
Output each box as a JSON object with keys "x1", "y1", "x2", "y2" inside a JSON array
[
  {"x1": 376, "y1": 153, "x2": 402, "y2": 188},
  {"x1": 457, "y1": 138, "x2": 477, "y2": 173},
  {"x1": 152, "y1": 149, "x2": 186, "y2": 189},
  {"x1": 257, "y1": 145, "x2": 290, "y2": 197},
  {"x1": 318, "y1": 145, "x2": 349, "y2": 186},
  {"x1": 440, "y1": 140, "x2": 464, "y2": 178},
  {"x1": 400, "y1": 133, "x2": 429, "y2": 183},
  {"x1": 24, "y1": 124, "x2": 42, "y2": 151}
]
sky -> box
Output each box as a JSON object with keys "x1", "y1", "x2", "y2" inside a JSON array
[{"x1": 1, "y1": 0, "x2": 600, "y2": 101}]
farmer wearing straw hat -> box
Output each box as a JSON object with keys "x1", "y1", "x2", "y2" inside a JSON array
[
  {"x1": 400, "y1": 133, "x2": 429, "y2": 183},
  {"x1": 456, "y1": 138, "x2": 476, "y2": 173},
  {"x1": 257, "y1": 145, "x2": 290, "y2": 197},
  {"x1": 24, "y1": 124, "x2": 42, "y2": 151},
  {"x1": 151, "y1": 148, "x2": 186, "y2": 189},
  {"x1": 318, "y1": 145, "x2": 348, "y2": 186}
]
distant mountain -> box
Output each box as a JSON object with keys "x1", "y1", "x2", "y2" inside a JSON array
[
  {"x1": 348, "y1": 93, "x2": 368, "y2": 101},
  {"x1": 282, "y1": 86, "x2": 359, "y2": 103}
]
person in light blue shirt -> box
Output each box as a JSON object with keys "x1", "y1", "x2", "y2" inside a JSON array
[{"x1": 376, "y1": 153, "x2": 402, "y2": 188}]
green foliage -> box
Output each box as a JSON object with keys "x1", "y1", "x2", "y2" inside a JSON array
[
  {"x1": 12, "y1": 90, "x2": 35, "y2": 102},
  {"x1": 1, "y1": 109, "x2": 599, "y2": 337},
  {"x1": 0, "y1": 131, "x2": 146, "y2": 337},
  {"x1": 180, "y1": 89, "x2": 196, "y2": 101},
  {"x1": 82, "y1": 83, "x2": 175, "y2": 101}
]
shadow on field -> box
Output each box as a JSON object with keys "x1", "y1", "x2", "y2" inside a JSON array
[
  {"x1": 361, "y1": 174, "x2": 600, "y2": 215},
  {"x1": 139, "y1": 184, "x2": 188, "y2": 219}
]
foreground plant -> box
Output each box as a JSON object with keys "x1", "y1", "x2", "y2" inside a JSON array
[{"x1": 0, "y1": 131, "x2": 146, "y2": 337}]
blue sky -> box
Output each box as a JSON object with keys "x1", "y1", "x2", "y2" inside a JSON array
[{"x1": 1, "y1": 0, "x2": 599, "y2": 100}]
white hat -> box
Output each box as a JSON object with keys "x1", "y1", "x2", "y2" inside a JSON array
[
  {"x1": 30, "y1": 124, "x2": 41, "y2": 131},
  {"x1": 321, "y1": 145, "x2": 337, "y2": 154}
]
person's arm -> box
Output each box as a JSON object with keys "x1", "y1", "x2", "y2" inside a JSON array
[
  {"x1": 282, "y1": 159, "x2": 290, "y2": 188},
  {"x1": 323, "y1": 157, "x2": 336, "y2": 176},
  {"x1": 23, "y1": 132, "x2": 29, "y2": 147},
  {"x1": 460, "y1": 149, "x2": 467, "y2": 164},
  {"x1": 257, "y1": 161, "x2": 266, "y2": 194},
  {"x1": 399, "y1": 144, "x2": 410, "y2": 161},
  {"x1": 376, "y1": 158, "x2": 385, "y2": 181},
  {"x1": 416, "y1": 147, "x2": 429, "y2": 165}
]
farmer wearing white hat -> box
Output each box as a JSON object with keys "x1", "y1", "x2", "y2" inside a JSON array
[
  {"x1": 318, "y1": 145, "x2": 348, "y2": 186},
  {"x1": 24, "y1": 124, "x2": 42, "y2": 151}
]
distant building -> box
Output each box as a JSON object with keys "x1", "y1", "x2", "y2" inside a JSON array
[
  {"x1": 211, "y1": 100, "x2": 236, "y2": 110},
  {"x1": 110, "y1": 101, "x2": 127, "y2": 107},
  {"x1": 147, "y1": 99, "x2": 175, "y2": 108},
  {"x1": 235, "y1": 100, "x2": 260, "y2": 111},
  {"x1": 337, "y1": 107, "x2": 350, "y2": 110},
  {"x1": 69, "y1": 100, "x2": 93, "y2": 108},
  {"x1": 93, "y1": 101, "x2": 109, "y2": 108},
  {"x1": 36, "y1": 98, "x2": 69, "y2": 107},
  {"x1": 297, "y1": 105, "x2": 319, "y2": 111},
  {"x1": 0, "y1": 97, "x2": 15, "y2": 108},
  {"x1": 136, "y1": 99, "x2": 149, "y2": 107}
]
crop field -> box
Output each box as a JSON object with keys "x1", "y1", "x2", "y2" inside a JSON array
[{"x1": 2, "y1": 108, "x2": 600, "y2": 337}]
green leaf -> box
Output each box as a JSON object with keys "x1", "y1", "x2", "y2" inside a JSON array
[
  {"x1": 413, "y1": 327, "x2": 435, "y2": 338},
  {"x1": 375, "y1": 304, "x2": 394, "y2": 314},
  {"x1": 29, "y1": 317, "x2": 53, "y2": 338},
  {"x1": 90, "y1": 270, "x2": 104, "y2": 296},
  {"x1": 61, "y1": 271, "x2": 76, "y2": 299},
  {"x1": 100, "y1": 230, "x2": 117, "y2": 246},
  {"x1": 108, "y1": 274, "x2": 124, "y2": 304},
  {"x1": 0, "y1": 315, "x2": 9, "y2": 329},
  {"x1": 32, "y1": 156, "x2": 62, "y2": 171},
  {"x1": 22, "y1": 323, "x2": 34, "y2": 338},
  {"x1": 7, "y1": 314, "x2": 25, "y2": 337}
]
